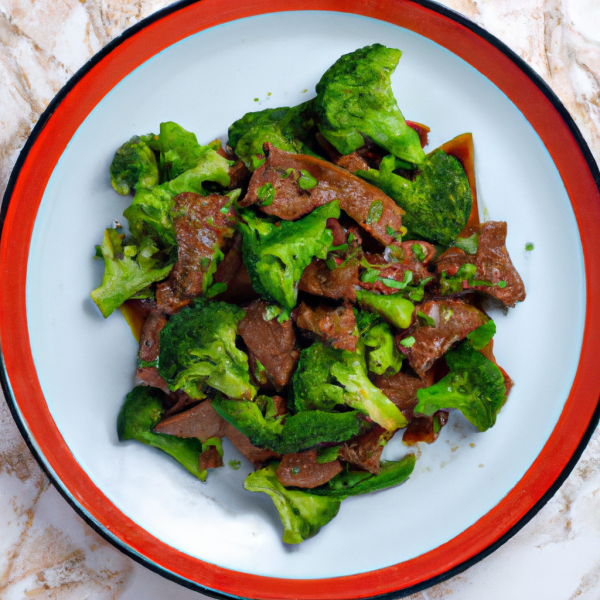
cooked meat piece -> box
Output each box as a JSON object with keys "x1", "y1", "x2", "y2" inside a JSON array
[
  {"x1": 240, "y1": 143, "x2": 404, "y2": 245},
  {"x1": 138, "y1": 311, "x2": 167, "y2": 363},
  {"x1": 224, "y1": 423, "x2": 280, "y2": 469},
  {"x1": 154, "y1": 400, "x2": 229, "y2": 441},
  {"x1": 161, "y1": 391, "x2": 199, "y2": 418},
  {"x1": 271, "y1": 395, "x2": 288, "y2": 416},
  {"x1": 156, "y1": 192, "x2": 236, "y2": 313},
  {"x1": 372, "y1": 368, "x2": 435, "y2": 420},
  {"x1": 360, "y1": 241, "x2": 436, "y2": 294},
  {"x1": 326, "y1": 218, "x2": 347, "y2": 247},
  {"x1": 317, "y1": 132, "x2": 369, "y2": 173},
  {"x1": 212, "y1": 234, "x2": 259, "y2": 304},
  {"x1": 198, "y1": 445, "x2": 224, "y2": 470},
  {"x1": 473, "y1": 221, "x2": 526, "y2": 307},
  {"x1": 237, "y1": 300, "x2": 299, "y2": 388},
  {"x1": 276, "y1": 449, "x2": 343, "y2": 488},
  {"x1": 402, "y1": 411, "x2": 448, "y2": 446},
  {"x1": 228, "y1": 160, "x2": 250, "y2": 189},
  {"x1": 299, "y1": 257, "x2": 360, "y2": 302},
  {"x1": 137, "y1": 367, "x2": 170, "y2": 394},
  {"x1": 296, "y1": 302, "x2": 357, "y2": 352},
  {"x1": 398, "y1": 299, "x2": 488, "y2": 377},
  {"x1": 338, "y1": 425, "x2": 392, "y2": 474},
  {"x1": 435, "y1": 222, "x2": 525, "y2": 308}
]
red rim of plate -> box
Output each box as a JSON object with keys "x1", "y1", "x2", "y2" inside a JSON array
[{"x1": 1, "y1": 1, "x2": 600, "y2": 598}]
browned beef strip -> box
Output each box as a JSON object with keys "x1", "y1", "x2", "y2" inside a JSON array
[
  {"x1": 338, "y1": 425, "x2": 392, "y2": 474},
  {"x1": 403, "y1": 411, "x2": 448, "y2": 446},
  {"x1": 296, "y1": 302, "x2": 357, "y2": 352},
  {"x1": 162, "y1": 391, "x2": 199, "y2": 418},
  {"x1": 473, "y1": 221, "x2": 526, "y2": 307},
  {"x1": 372, "y1": 369, "x2": 435, "y2": 421},
  {"x1": 240, "y1": 143, "x2": 404, "y2": 245},
  {"x1": 154, "y1": 400, "x2": 229, "y2": 441},
  {"x1": 137, "y1": 367, "x2": 170, "y2": 393},
  {"x1": 276, "y1": 449, "x2": 343, "y2": 488},
  {"x1": 138, "y1": 311, "x2": 167, "y2": 363},
  {"x1": 224, "y1": 423, "x2": 280, "y2": 469},
  {"x1": 398, "y1": 299, "x2": 488, "y2": 377},
  {"x1": 156, "y1": 192, "x2": 236, "y2": 314},
  {"x1": 326, "y1": 218, "x2": 347, "y2": 247},
  {"x1": 228, "y1": 160, "x2": 250, "y2": 189},
  {"x1": 212, "y1": 234, "x2": 259, "y2": 304},
  {"x1": 316, "y1": 132, "x2": 369, "y2": 173},
  {"x1": 237, "y1": 300, "x2": 299, "y2": 388},
  {"x1": 435, "y1": 222, "x2": 525, "y2": 308},
  {"x1": 198, "y1": 445, "x2": 224, "y2": 470},
  {"x1": 299, "y1": 256, "x2": 360, "y2": 302}
]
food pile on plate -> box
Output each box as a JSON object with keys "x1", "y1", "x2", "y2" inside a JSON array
[{"x1": 92, "y1": 44, "x2": 525, "y2": 544}]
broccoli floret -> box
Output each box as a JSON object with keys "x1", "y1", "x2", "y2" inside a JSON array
[
  {"x1": 110, "y1": 134, "x2": 159, "y2": 195},
  {"x1": 211, "y1": 395, "x2": 362, "y2": 454},
  {"x1": 309, "y1": 454, "x2": 416, "y2": 497},
  {"x1": 117, "y1": 386, "x2": 207, "y2": 481},
  {"x1": 238, "y1": 201, "x2": 340, "y2": 309},
  {"x1": 293, "y1": 341, "x2": 407, "y2": 432},
  {"x1": 123, "y1": 149, "x2": 232, "y2": 249},
  {"x1": 356, "y1": 289, "x2": 414, "y2": 329},
  {"x1": 158, "y1": 300, "x2": 257, "y2": 400},
  {"x1": 91, "y1": 228, "x2": 173, "y2": 317},
  {"x1": 228, "y1": 101, "x2": 318, "y2": 170},
  {"x1": 357, "y1": 311, "x2": 403, "y2": 375},
  {"x1": 244, "y1": 463, "x2": 341, "y2": 544},
  {"x1": 314, "y1": 44, "x2": 425, "y2": 166},
  {"x1": 414, "y1": 341, "x2": 506, "y2": 431},
  {"x1": 357, "y1": 151, "x2": 472, "y2": 246}
]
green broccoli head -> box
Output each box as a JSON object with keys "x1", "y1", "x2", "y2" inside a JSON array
[
  {"x1": 414, "y1": 341, "x2": 507, "y2": 431},
  {"x1": 228, "y1": 101, "x2": 318, "y2": 170},
  {"x1": 123, "y1": 149, "x2": 232, "y2": 249},
  {"x1": 238, "y1": 201, "x2": 340, "y2": 309},
  {"x1": 314, "y1": 44, "x2": 425, "y2": 165},
  {"x1": 110, "y1": 134, "x2": 159, "y2": 195},
  {"x1": 158, "y1": 300, "x2": 257, "y2": 400},
  {"x1": 117, "y1": 386, "x2": 207, "y2": 481},
  {"x1": 357, "y1": 311, "x2": 403, "y2": 375},
  {"x1": 293, "y1": 341, "x2": 407, "y2": 432},
  {"x1": 91, "y1": 228, "x2": 174, "y2": 318},
  {"x1": 212, "y1": 395, "x2": 362, "y2": 454},
  {"x1": 355, "y1": 289, "x2": 415, "y2": 330},
  {"x1": 244, "y1": 463, "x2": 341, "y2": 544},
  {"x1": 357, "y1": 150, "x2": 472, "y2": 246},
  {"x1": 308, "y1": 454, "x2": 416, "y2": 497}
]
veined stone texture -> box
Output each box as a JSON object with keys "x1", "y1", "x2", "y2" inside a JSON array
[{"x1": 0, "y1": 1, "x2": 598, "y2": 598}]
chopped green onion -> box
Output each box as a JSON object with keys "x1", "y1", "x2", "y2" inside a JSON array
[
  {"x1": 329, "y1": 243, "x2": 348, "y2": 254},
  {"x1": 348, "y1": 233, "x2": 356, "y2": 243},
  {"x1": 400, "y1": 336, "x2": 416, "y2": 348},
  {"x1": 417, "y1": 311, "x2": 436, "y2": 327},
  {"x1": 378, "y1": 270, "x2": 413, "y2": 290},
  {"x1": 525, "y1": 242, "x2": 535, "y2": 251},
  {"x1": 498, "y1": 280, "x2": 507, "y2": 288},
  {"x1": 251, "y1": 155, "x2": 266, "y2": 170},
  {"x1": 360, "y1": 256, "x2": 386, "y2": 270},
  {"x1": 386, "y1": 225, "x2": 396, "y2": 237},
  {"x1": 316, "y1": 445, "x2": 340, "y2": 464},
  {"x1": 366, "y1": 200, "x2": 384, "y2": 225},
  {"x1": 281, "y1": 168, "x2": 295, "y2": 179},
  {"x1": 200, "y1": 257, "x2": 211, "y2": 270},
  {"x1": 411, "y1": 243, "x2": 426, "y2": 262},
  {"x1": 326, "y1": 256, "x2": 338, "y2": 271},
  {"x1": 264, "y1": 305, "x2": 283, "y2": 321},
  {"x1": 228, "y1": 459, "x2": 241, "y2": 470},
  {"x1": 257, "y1": 182, "x2": 276, "y2": 206},
  {"x1": 453, "y1": 233, "x2": 479, "y2": 255},
  {"x1": 298, "y1": 169, "x2": 318, "y2": 190},
  {"x1": 220, "y1": 205, "x2": 231, "y2": 214},
  {"x1": 361, "y1": 269, "x2": 380, "y2": 283}
]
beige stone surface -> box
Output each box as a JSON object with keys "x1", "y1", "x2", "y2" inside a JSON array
[{"x1": 0, "y1": 1, "x2": 599, "y2": 598}]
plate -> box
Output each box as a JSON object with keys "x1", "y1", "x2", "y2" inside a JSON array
[{"x1": 2, "y1": 1, "x2": 600, "y2": 598}]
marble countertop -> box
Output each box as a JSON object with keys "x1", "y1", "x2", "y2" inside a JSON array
[{"x1": 1, "y1": 0, "x2": 599, "y2": 598}]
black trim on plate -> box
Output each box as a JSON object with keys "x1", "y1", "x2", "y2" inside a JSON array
[{"x1": 0, "y1": 0, "x2": 599, "y2": 598}]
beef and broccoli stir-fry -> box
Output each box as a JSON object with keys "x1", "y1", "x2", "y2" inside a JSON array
[{"x1": 94, "y1": 44, "x2": 525, "y2": 544}]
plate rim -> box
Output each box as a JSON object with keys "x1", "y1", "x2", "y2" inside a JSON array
[{"x1": 1, "y1": 0, "x2": 600, "y2": 598}]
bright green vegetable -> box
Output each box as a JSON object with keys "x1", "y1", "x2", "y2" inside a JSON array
[
  {"x1": 238, "y1": 201, "x2": 340, "y2": 309},
  {"x1": 314, "y1": 44, "x2": 425, "y2": 165},
  {"x1": 117, "y1": 386, "x2": 207, "y2": 481},
  {"x1": 91, "y1": 228, "x2": 173, "y2": 318},
  {"x1": 453, "y1": 233, "x2": 479, "y2": 255},
  {"x1": 110, "y1": 134, "x2": 159, "y2": 195},
  {"x1": 467, "y1": 319, "x2": 496, "y2": 350},
  {"x1": 357, "y1": 151, "x2": 472, "y2": 246},
  {"x1": 123, "y1": 149, "x2": 231, "y2": 249},
  {"x1": 357, "y1": 311, "x2": 403, "y2": 375},
  {"x1": 309, "y1": 455, "x2": 416, "y2": 497},
  {"x1": 211, "y1": 395, "x2": 363, "y2": 454},
  {"x1": 356, "y1": 288, "x2": 414, "y2": 329},
  {"x1": 158, "y1": 300, "x2": 257, "y2": 400},
  {"x1": 228, "y1": 101, "x2": 318, "y2": 170},
  {"x1": 414, "y1": 342, "x2": 507, "y2": 432},
  {"x1": 316, "y1": 445, "x2": 340, "y2": 464},
  {"x1": 292, "y1": 341, "x2": 407, "y2": 432},
  {"x1": 244, "y1": 463, "x2": 341, "y2": 544}
]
